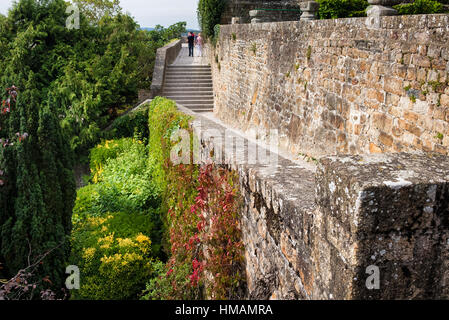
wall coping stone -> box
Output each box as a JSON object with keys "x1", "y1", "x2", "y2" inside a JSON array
[{"x1": 177, "y1": 102, "x2": 317, "y2": 218}]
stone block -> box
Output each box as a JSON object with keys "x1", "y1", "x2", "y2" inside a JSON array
[
  {"x1": 316, "y1": 153, "x2": 449, "y2": 298},
  {"x1": 300, "y1": 1, "x2": 319, "y2": 21},
  {"x1": 366, "y1": 5, "x2": 398, "y2": 18}
]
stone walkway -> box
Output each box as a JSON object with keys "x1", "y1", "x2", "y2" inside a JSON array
[
  {"x1": 171, "y1": 43, "x2": 209, "y2": 66},
  {"x1": 162, "y1": 43, "x2": 213, "y2": 113}
]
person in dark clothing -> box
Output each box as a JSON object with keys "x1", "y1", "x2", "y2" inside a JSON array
[{"x1": 187, "y1": 32, "x2": 195, "y2": 57}]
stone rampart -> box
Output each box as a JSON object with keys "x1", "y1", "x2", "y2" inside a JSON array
[
  {"x1": 177, "y1": 104, "x2": 449, "y2": 299},
  {"x1": 211, "y1": 15, "x2": 449, "y2": 158}
]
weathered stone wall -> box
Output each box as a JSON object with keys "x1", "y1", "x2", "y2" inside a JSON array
[
  {"x1": 150, "y1": 39, "x2": 182, "y2": 98},
  {"x1": 211, "y1": 15, "x2": 449, "y2": 158},
  {"x1": 177, "y1": 105, "x2": 449, "y2": 299},
  {"x1": 221, "y1": 0, "x2": 302, "y2": 23}
]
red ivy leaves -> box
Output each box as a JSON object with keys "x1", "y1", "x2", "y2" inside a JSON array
[
  {"x1": 170, "y1": 163, "x2": 244, "y2": 298},
  {"x1": 161, "y1": 125, "x2": 244, "y2": 299}
]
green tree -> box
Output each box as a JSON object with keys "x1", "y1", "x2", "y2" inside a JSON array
[
  {"x1": 0, "y1": 0, "x2": 76, "y2": 296},
  {"x1": 393, "y1": 0, "x2": 447, "y2": 15},
  {"x1": 316, "y1": 0, "x2": 369, "y2": 19},
  {"x1": 0, "y1": 0, "x2": 186, "y2": 156},
  {"x1": 0, "y1": 86, "x2": 75, "y2": 296},
  {"x1": 73, "y1": 0, "x2": 122, "y2": 23},
  {"x1": 197, "y1": 0, "x2": 226, "y2": 38}
]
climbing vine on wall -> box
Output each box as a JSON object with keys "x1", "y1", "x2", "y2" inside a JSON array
[
  {"x1": 141, "y1": 98, "x2": 245, "y2": 300},
  {"x1": 193, "y1": 164, "x2": 245, "y2": 299}
]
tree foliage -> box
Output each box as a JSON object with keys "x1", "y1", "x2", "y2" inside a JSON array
[
  {"x1": 73, "y1": 0, "x2": 122, "y2": 23},
  {"x1": 197, "y1": 0, "x2": 226, "y2": 38},
  {"x1": 0, "y1": 0, "x2": 185, "y2": 298},
  {"x1": 0, "y1": 0, "x2": 185, "y2": 155},
  {"x1": 317, "y1": 0, "x2": 369, "y2": 19},
  {"x1": 316, "y1": 0, "x2": 448, "y2": 19},
  {"x1": 0, "y1": 86, "x2": 75, "y2": 296},
  {"x1": 393, "y1": 0, "x2": 448, "y2": 15}
]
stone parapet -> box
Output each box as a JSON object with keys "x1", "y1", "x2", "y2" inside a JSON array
[
  {"x1": 316, "y1": 152, "x2": 449, "y2": 299},
  {"x1": 150, "y1": 39, "x2": 182, "y2": 98},
  {"x1": 177, "y1": 104, "x2": 449, "y2": 299}
]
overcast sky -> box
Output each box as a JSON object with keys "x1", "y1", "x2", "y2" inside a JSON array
[{"x1": 0, "y1": 0, "x2": 200, "y2": 29}]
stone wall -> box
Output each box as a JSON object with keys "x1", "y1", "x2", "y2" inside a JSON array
[
  {"x1": 137, "y1": 89, "x2": 151, "y2": 104},
  {"x1": 177, "y1": 104, "x2": 449, "y2": 299},
  {"x1": 211, "y1": 15, "x2": 449, "y2": 159},
  {"x1": 221, "y1": 0, "x2": 302, "y2": 24},
  {"x1": 150, "y1": 39, "x2": 182, "y2": 98}
]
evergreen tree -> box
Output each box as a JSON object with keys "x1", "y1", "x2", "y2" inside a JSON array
[
  {"x1": 0, "y1": 0, "x2": 76, "y2": 295},
  {"x1": 0, "y1": 84, "x2": 75, "y2": 295}
]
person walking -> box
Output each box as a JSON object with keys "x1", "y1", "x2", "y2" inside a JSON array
[
  {"x1": 196, "y1": 33, "x2": 204, "y2": 57},
  {"x1": 187, "y1": 32, "x2": 194, "y2": 57}
]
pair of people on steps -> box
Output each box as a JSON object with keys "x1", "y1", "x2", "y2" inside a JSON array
[{"x1": 187, "y1": 32, "x2": 203, "y2": 57}]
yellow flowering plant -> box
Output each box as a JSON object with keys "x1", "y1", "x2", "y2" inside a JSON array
[{"x1": 70, "y1": 211, "x2": 158, "y2": 300}]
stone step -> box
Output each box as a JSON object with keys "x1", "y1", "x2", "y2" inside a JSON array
[
  {"x1": 191, "y1": 108, "x2": 213, "y2": 113},
  {"x1": 166, "y1": 71, "x2": 211, "y2": 76},
  {"x1": 166, "y1": 69, "x2": 211, "y2": 73},
  {"x1": 164, "y1": 91, "x2": 212, "y2": 96},
  {"x1": 166, "y1": 75, "x2": 211, "y2": 79},
  {"x1": 164, "y1": 90, "x2": 213, "y2": 96},
  {"x1": 171, "y1": 99, "x2": 214, "y2": 105},
  {"x1": 165, "y1": 76, "x2": 212, "y2": 81},
  {"x1": 168, "y1": 66, "x2": 211, "y2": 70},
  {"x1": 179, "y1": 103, "x2": 214, "y2": 109},
  {"x1": 164, "y1": 92, "x2": 213, "y2": 97},
  {"x1": 164, "y1": 89, "x2": 213, "y2": 95},
  {"x1": 166, "y1": 71, "x2": 211, "y2": 75},
  {"x1": 165, "y1": 79, "x2": 212, "y2": 83},
  {"x1": 166, "y1": 95, "x2": 214, "y2": 100},
  {"x1": 164, "y1": 82, "x2": 212, "y2": 87}
]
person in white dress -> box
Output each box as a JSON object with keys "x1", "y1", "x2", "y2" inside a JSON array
[{"x1": 196, "y1": 33, "x2": 204, "y2": 57}]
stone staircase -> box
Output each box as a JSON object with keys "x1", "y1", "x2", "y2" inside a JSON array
[{"x1": 162, "y1": 65, "x2": 214, "y2": 113}]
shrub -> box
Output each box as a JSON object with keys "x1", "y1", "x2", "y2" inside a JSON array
[
  {"x1": 192, "y1": 165, "x2": 245, "y2": 299},
  {"x1": 74, "y1": 138, "x2": 161, "y2": 221},
  {"x1": 317, "y1": 0, "x2": 369, "y2": 19},
  {"x1": 71, "y1": 135, "x2": 166, "y2": 299},
  {"x1": 70, "y1": 211, "x2": 158, "y2": 300},
  {"x1": 394, "y1": 0, "x2": 447, "y2": 14},
  {"x1": 0, "y1": 86, "x2": 75, "y2": 296},
  {"x1": 142, "y1": 164, "x2": 245, "y2": 300},
  {"x1": 147, "y1": 97, "x2": 192, "y2": 193},
  {"x1": 108, "y1": 104, "x2": 150, "y2": 141},
  {"x1": 89, "y1": 138, "x2": 135, "y2": 178}
]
